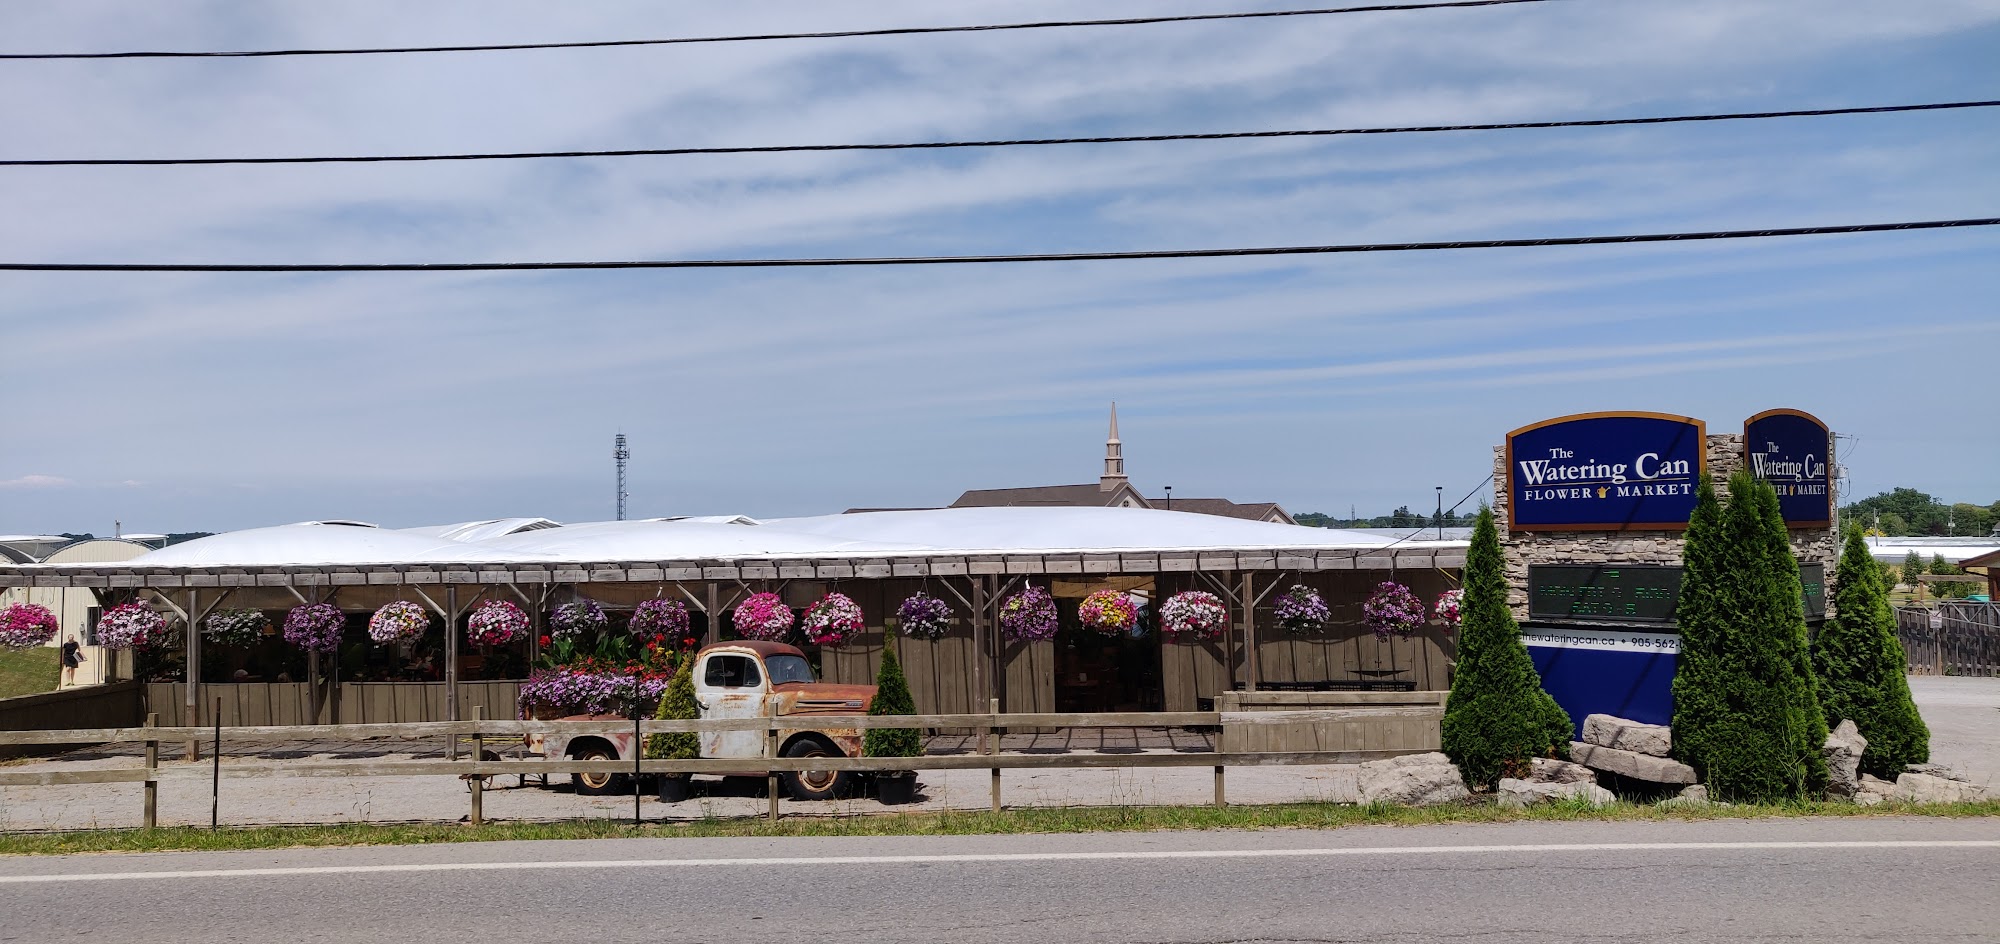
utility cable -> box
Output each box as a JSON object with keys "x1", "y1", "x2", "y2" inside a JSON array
[
  {"x1": 1, "y1": 218, "x2": 1992, "y2": 273},
  {"x1": 0, "y1": 0, "x2": 1558, "y2": 60},
  {"x1": 7, "y1": 100, "x2": 1991, "y2": 167}
]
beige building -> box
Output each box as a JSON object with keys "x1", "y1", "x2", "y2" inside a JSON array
[{"x1": 1, "y1": 538, "x2": 152, "y2": 686}]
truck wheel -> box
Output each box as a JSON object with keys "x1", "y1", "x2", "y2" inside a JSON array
[
  {"x1": 780, "y1": 738, "x2": 853, "y2": 801},
  {"x1": 571, "y1": 744, "x2": 630, "y2": 796}
]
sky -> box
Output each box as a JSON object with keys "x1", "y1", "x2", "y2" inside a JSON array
[{"x1": 1, "y1": 0, "x2": 1997, "y2": 535}]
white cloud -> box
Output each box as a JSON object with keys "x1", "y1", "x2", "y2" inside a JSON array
[{"x1": 0, "y1": 475, "x2": 73, "y2": 489}]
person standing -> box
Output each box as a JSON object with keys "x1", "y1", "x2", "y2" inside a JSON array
[{"x1": 59, "y1": 635, "x2": 85, "y2": 687}]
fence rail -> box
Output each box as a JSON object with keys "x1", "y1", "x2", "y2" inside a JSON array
[
  {"x1": 1897, "y1": 604, "x2": 2000, "y2": 678},
  {"x1": 0, "y1": 706, "x2": 1441, "y2": 829}
]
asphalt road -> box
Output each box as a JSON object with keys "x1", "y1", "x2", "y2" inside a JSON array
[{"x1": 3, "y1": 818, "x2": 1996, "y2": 943}]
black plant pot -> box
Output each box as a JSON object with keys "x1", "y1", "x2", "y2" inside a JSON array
[
  {"x1": 656, "y1": 775, "x2": 691, "y2": 803},
  {"x1": 877, "y1": 773, "x2": 917, "y2": 805}
]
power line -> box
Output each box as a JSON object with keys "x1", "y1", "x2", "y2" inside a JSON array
[
  {"x1": 2, "y1": 218, "x2": 1992, "y2": 273},
  {"x1": 0, "y1": 0, "x2": 1557, "y2": 60},
  {"x1": 9, "y1": 100, "x2": 1992, "y2": 168}
]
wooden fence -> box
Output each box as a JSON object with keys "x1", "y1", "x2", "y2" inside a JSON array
[
  {"x1": 1896, "y1": 603, "x2": 2000, "y2": 678},
  {"x1": 0, "y1": 682, "x2": 143, "y2": 759},
  {"x1": 144, "y1": 681, "x2": 523, "y2": 727},
  {"x1": 0, "y1": 704, "x2": 1443, "y2": 829}
]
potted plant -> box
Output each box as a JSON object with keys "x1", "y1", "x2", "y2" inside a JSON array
[
  {"x1": 864, "y1": 644, "x2": 922, "y2": 805},
  {"x1": 1433, "y1": 589, "x2": 1464, "y2": 629},
  {"x1": 548, "y1": 599, "x2": 608, "y2": 641},
  {"x1": 1274, "y1": 584, "x2": 1330, "y2": 635},
  {"x1": 1362, "y1": 581, "x2": 1426, "y2": 639},
  {"x1": 202, "y1": 608, "x2": 269, "y2": 648},
  {"x1": 95, "y1": 602, "x2": 164, "y2": 650},
  {"x1": 997, "y1": 585, "x2": 1058, "y2": 642},
  {"x1": 647, "y1": 657, "x2": 701, "y2": 802},
  {"x1": 630, "y1": 598, "x2": 695, "y2": 651},
  {"x1": 1159, "y1": 590, "x2": 1229, "y2": 643},
  {"x1": 0, "y1": 602, "x2": 60, "y2": 650},
  {"x1": 801, "y1": 591, "x2": 865, "y2": 648},
  {"x1": 895, "y1": 590, "x2": 952, "y2": 640},
  {"x1": 731, "y1": 592, "x2": 794, "y2": 641},
  {"x1": 1077, "y1": 589, "x2": 1138, "y2": 636},
  {"x1": 283, "y1": 603, "x2": 345, "y2": 653},
  {"x1": 467, "y1": 600, "x2": 529, "y2": 647},
  {"x1": 367, "y1": 601, "x2": 429, "y2": 646}
]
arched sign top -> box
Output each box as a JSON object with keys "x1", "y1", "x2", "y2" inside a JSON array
[
  {"x1": 1744, "y1": 409, "x2": 1833, "y2": 528},
  {"x1": 1505, "y1": 412, "x2": 1707, "y2": 532}
]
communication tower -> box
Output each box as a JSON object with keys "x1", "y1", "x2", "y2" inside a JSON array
[{"x1": 614, "y1": 433, "x2": 630, "y2": 520}]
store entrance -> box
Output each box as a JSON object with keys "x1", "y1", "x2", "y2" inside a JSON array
[{"x1": 1055, "y1": 629, "x2": 1162, "y2": 713}]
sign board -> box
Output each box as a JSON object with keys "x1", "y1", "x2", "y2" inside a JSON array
[
  {"x1": 1744, "y1": 409, "x2": 1833, "y2": 528},
  {"x1": 1524, "y1": 627, "x2": 1679, "y2": 733},
  {"x1": 1529, "y1": 562, "x2": 1826, "y2": 626},
  {"x1": 1506, "y1": 412, "x2": 1706, "y2": 531}
]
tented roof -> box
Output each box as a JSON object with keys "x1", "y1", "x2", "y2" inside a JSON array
[
  {"x1": 471, "y1": 519, "x2": 932, "y2": 561},
  {"x1": 1865, "y1": 536, "x2": 2000, "y2": 565},
  {"x1": 134, "y1": 523, "x2": 546, "y2": 567},
  {"x1": 399, "y1": 518, "x2": 562, "y2": 542},
  {"x1": 761, "y1": 507, "x2": 1411, "y2": 555}
]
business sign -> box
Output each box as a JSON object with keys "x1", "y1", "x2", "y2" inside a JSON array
[
  {"x1": 1524, "y1": 627, "x2": 1679, "y2": 733},
  {"x1": 1528, "y1": 562, "x2": 1826, "y2": 626},
  {"x1": 1744, "y1": 409, "x2": 1833, "y2": 528},
  {"x1": 1506, "y1": 412, "x2": 1707, "y2": 531}
]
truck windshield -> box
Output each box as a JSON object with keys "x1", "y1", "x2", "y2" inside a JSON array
[{"x1": 765, "y1": 654, "x2": 815, "y2": 685}]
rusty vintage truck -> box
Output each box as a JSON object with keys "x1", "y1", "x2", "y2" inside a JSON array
[{"x1": 526, "y1": 640, "x2": 877, "y2": 800}]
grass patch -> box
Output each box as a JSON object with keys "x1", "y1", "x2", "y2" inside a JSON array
[
  {"x1": 4, "y1": 799, "x2": 1998, "y2": 856},
  {"x1": 0, "y1": 647, "x2": 59, "y2": 700}
]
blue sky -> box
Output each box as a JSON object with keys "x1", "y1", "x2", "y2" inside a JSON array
[{"x1": 2, "y1": 0, "x2": 1996, "y2": 534}]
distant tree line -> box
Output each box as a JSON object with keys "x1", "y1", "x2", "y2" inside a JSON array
[
  {"x1": 1840, "y1": 488, "x2": 1998, "y2": 537},
  {"x1": 1296, "y1": 507, "x2": 1474, "y2": 530}
]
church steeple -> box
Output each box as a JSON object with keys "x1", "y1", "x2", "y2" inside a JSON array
[{"x1": 1100, "y1": 402, "x2": 1128, "y2": 492}]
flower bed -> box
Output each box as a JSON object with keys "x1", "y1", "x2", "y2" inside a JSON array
[
  {"x1": 998, "y1": 585, "x2": 1058, "y2": 642},
  {"x1": 731, "y1": 592, "x2": 794, "y2": 641},
  {"x1": 96, "y1": 603, "x2": 164, "y2": 650},
  {"x1": 1274, "y1": 584, "x2": 1330, "y2": 635},
  {"x1": 548, "y1": 599, "x2": 607, "y2": 640},
  {"x1": 895, "y1": 591, "x2": 952, "y2": 640},
  {"x1": 517, "y1": 662, "x2": 669, "y2": 719},
  {"x1": 1159, "y1": 591, "x2": 1229, "y2": 643},
  {"x1": 802, "y1": 592, "x2": 865, "y2": 647},
  {"x1": 1077, "y1": 590, "x2": 1138, "y2": 636},
  {"x1": 0, "y1": 603, "x2": 60, "y2": 649},
  {"x1": 283, "y1": 603, "x2": 345, "y2": 653},
  {"x1": 367, "y1": 601, "x2": 430, "y2": 645},
  {"x1": 467, "y1": 600, "x2": 529, "y2": 647},
  {"x1": 202, "y1": 608, "x2": 269, "y2": 648},
  {"x1": 1362, "y1": 581, "x2": 1426, "y2": 639}
]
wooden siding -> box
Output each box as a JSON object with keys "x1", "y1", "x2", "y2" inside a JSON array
[
  {"x1": 145, "y1": 681, "x2": 523, "y2": 727},
  {"x1": 0, "y1": 682, "x2": 144, "y2": 758}
]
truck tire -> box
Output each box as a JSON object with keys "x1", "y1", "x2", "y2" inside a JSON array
[
  {"x1": 571, "y1": 743, "x2": 630, "y2": 796},
  {"x1": 780, "y1": 737, "x2": 853, "y2": 801}
]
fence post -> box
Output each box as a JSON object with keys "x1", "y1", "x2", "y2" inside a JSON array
[
  {"x1": 767, "y1": 702, "x2": 780, "y2": 824},
  {"x1": 1215, "y1": 764, "x2": 1226, "y2": 808},
  {"x1": 989, "y1": 697, "x2": 1001, "y2": 814},
  {"x1": 468, "y1": 706, "x2": 483, "y2": 826},
  {"x1": 142, "y1": 712, "x2": 158, "y2": 829},
  {"x1": 209, "y1": 696, "x2": 221, "y2": 830}
]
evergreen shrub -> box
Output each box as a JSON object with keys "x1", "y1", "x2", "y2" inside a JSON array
[
  {"x1": 1812, "y1": 526, "x2": 1930, "y2": 777},
  {"x1": 863, "y1": 644, "x2": 922, "y2": 759}
]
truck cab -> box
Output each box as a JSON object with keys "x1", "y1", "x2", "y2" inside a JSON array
[{"x1": 531, "y1": 640, "x2": 876, "y2": 801}]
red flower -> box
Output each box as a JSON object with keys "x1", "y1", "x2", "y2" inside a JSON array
[{"x1": 538, "y1": 635, "x2": 552, "y2": 646}]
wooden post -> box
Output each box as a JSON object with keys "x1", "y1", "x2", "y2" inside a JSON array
[
  {"x1": 989, "y1": 697, "x2": 1001, "y2": 814},
  {"x1": 468, "y1": 705, "x2": 483, "y2": 826},
  {"x1": 142, "y1": 712, "x2": 158, "y2": 829},
  {"x1": 1241, "y1": 573, "x2": 1260, "y2": 694},
  {"x1": 209, "y1": 696, "x2": 221, "y2": 830},
  {"x1": 766, "y1": 701, "x2": 781, "y2": 824},
  {"x1": 971, "y1": 578, "x2": 988, "y2": 715},
  {"x1": 1214, "y1": 765, "x2": 1226, "y2": 808},
  {"x1": 706, "y1": 583, "x2": 721, "y2": 646},
  {"x1": 184, "y1": 589, "x2": 200, "y2": 761},
  {"x1": 445, "y1": 585, "x2": 459, "y2": 761}
]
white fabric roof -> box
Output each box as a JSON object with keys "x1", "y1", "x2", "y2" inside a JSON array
[
  {"x1": 399, "y1": 518, "x2": 561, "y2": 542},
  {"x1": 471, "y1": 519, "x2": 932, "y2": 561},
  {"x1": 134, "y1": 524, "x2": 547, "y2": 567},
  {"x1": 761, "y1": 507, "x2": 1411, "y2": 555},
  {"x1": 1866, "y1": 536, "x2": 2000, "y2": 565}
]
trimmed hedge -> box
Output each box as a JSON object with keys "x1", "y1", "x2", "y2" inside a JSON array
[
  {"x1": 863, "y1": 644, "x2": 922, "y2": 758},
  {"x1": 1441, "y1": 507, "x2": 1572, "y2": 789},
  {"x1": 645, "y1": 657, "x2": 700, "y2": 761},
  {"x1": 1813, "y1": 525, "x2": 1930, "y2": 777}
]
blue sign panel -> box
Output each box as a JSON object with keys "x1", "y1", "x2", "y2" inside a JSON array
[
  {"x1": 1744, "y1": 409, "x2": 1833, "y2": 528},
  {"x1": 1506, "y1": 412, "x2": 1707, "y2": 532},
  {"x1": 1523, "y1": 626, "x2": 1678, "y2": 735}
]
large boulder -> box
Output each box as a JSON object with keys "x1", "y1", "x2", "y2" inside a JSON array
[
  {"x1": 1822, "y1": 719, "x2": 1869, "y2": 800},
  {"x1": 1658, "y1": 784, "x2": 1716, "y2": 808},
  {"x1": 1890, "y1": 773, "x2": 1988, "y2": 805},
  {"x1": 1905, "y1": 763, "x2": 1967, "y2": 782},
  {"x1": 1854, "y1": 774, "x2": 1896, "y2": 807},
  {"x1": 1581, "y1": 714, "x2": 1673, "y2": 757},
  {"x1": 1570, "y1": 742, "x2": 1699, "y2": 784},
  {"x1": 1529, "y1": 757, "x2": 1597, "y2": 785},
  {"x1": 1497, "y1": 777, "x2": 1613, "y2": 809},
  {"x1": 1356, "y1": 752, "x2": 1471, "y2": 806}
]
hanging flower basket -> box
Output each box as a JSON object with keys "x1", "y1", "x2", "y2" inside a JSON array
[
  {"x1": 630, "y1": 598, "x2": 692, "y2": 643},
  {"x1": 549, "y1": 599, "x2": 608, "y2": 641},
  {"x1": 96, "y1": 602, "x2": 164, "y2": 650},
  {"x1": 1433, "y1": 589, "x2": 1464, "y2": 628},
  {"x1": 998, "y1": 585, "x2": 1058, "y2": 642},
  {"x1": 1159, "y1": 591, "x2": 1229, "y2": 643},
  {"x1": 0, "y1": 602, "x2": 60, "y2": 649},
  {"x1": 731, "y1": 592, "x2": 795, "y2": 641},
  {"x1": 467, "y1": 600, "x2": 529, "y2": 647},
  {"x1": 895, "y1": 591, "x2": 952, "y2": 640},
  {"x1": 802, "y1": 592, "x2": 865, "y2": 648},
  {"x1": 1077, "y1": 590, "x2": 1139, "y2": 636},
  {"x1": 283, "y1": 603, "x2": 345, "y2": 653},
  {"x1": 1362, "y1": 581, "x2": 1426, "y2": 639},
  {"x1": 1273, "y1": 584, "x2": 1331, "y2": 635},
  {"x1": 202, "y1": 608, "x2": 269, "y2": 648},
  {"x1": 368, "y1": 601, "x2": 431, "y2": 645}
]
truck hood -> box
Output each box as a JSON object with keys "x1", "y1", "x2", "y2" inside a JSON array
[{"x1": 776, "y1": 683, "x2": 876, "y2": 712}]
